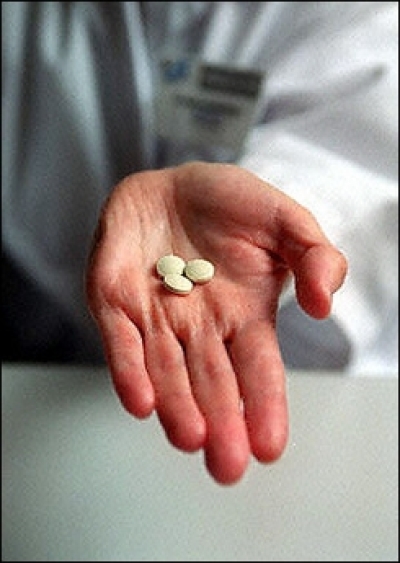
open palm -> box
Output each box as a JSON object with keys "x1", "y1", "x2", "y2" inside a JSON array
[{"x1": 86, "y1": 161, "x2": 347, "y2": 485}]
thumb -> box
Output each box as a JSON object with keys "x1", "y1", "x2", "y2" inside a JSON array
[
  {"x1": 292, "y1": 244, "x2": 348, "y2": 319},
  {"x1": 271, "y1": 195, "x2": 348, "y2": 320}
]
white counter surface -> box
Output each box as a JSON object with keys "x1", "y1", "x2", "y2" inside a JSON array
[{"x1": 2, "y1": 364, "x2": 398, "y2": 561}]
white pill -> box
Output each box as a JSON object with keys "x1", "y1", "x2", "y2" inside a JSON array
[
  {"x1": 184, "y1": 258, "x2": 215, "y2": 284},
  {"x1": 163, "y1": 273, "x2": 193, "y2": 295},
  {"x1": 156, "y1": 254, "x2": 185, "y2": 277}
]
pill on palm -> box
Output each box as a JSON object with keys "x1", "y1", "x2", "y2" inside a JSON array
[
  {"x1": 156, "y1": 254, "x2": 186, "y2": 277},
  {"x1": 184, "y1": 258, "x2": 215, "y2": 284},
  {"x1": 163, "y1": 273, "x2": 193, "y2": 295}
]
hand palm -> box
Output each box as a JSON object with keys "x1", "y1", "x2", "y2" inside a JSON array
[{"x1": 87, "y1": 162, "x2": 347, "y2": 485}]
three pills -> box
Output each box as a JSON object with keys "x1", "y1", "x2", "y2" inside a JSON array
[{"x1": 156, "y1": 254, "x2": 215, "y2": 295}]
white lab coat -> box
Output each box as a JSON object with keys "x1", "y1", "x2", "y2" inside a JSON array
[{"x1": 2, "y1": 2, "x2": 398, "y2": 374}]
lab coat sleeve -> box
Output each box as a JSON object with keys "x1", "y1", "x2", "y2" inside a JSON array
[{"x1": 238, "y1": 2, "x2": 398, "y2": 375}]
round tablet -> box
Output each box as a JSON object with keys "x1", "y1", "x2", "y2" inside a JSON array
[
  {"x1": 163, "y1": 273, "x2": 193, "y2": 295},
  {"x1": 156, "y1": 254, "x2": 185, "y2": 277},
  {"x1": 184, "y1": 258, "x2": 215, "y2": 284}
]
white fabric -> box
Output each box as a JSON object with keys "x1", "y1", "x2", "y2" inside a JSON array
[{"x1": 2, "y1": 2, "x2": 398, "y2": 374}]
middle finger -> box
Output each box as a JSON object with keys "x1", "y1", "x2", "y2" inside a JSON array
[{"x1": 185, "y1": 331, "x2": 251, "y2": 485}]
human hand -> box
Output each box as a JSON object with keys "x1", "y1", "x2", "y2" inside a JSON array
[{"x1": 86, "y1": 161, "x2": 347, "y2": 485}]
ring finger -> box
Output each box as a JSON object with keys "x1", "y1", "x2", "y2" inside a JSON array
[{"x1": 144, "y1": 328, "x2": 206, "y2": 452}]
